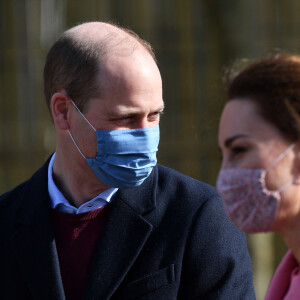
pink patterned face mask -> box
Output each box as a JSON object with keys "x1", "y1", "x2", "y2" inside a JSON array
[{"x1": 216, "y1": 144, "x2": 295, "y2": 233}]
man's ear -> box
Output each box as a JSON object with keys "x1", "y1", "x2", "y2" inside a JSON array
[{"x1": 51, "y1": 93, "x2": 71, "y2": 130}]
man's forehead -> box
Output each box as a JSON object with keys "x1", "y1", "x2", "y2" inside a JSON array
[
  {"x1": 67, "y1": 22, "x2": 122, "y2": 39},
  {"x1": 66, "y1": 22, "x2": 139, "y2": 53},
  {"x1": 108, "y1": 102, "x2": 165, "y2": 114},
  {"x1": 85, "y1": 97, "x2": 164, "y2": 116}
]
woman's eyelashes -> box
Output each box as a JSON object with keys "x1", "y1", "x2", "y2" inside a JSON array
[
  {"x1": 232, "y1": 146, "x2": 246, "y2": 154},
  {"x1": 229, "y1": 146, "x2": 248, "y2": 160}
]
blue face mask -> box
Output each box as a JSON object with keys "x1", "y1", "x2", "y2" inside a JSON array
[{"x1": 67, "y1": 100, "x2": 160, "y2": 188}]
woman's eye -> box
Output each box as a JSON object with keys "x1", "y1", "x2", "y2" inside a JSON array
[{"x1": 232, "y1": 147, "x2": 246, "y2": 154}]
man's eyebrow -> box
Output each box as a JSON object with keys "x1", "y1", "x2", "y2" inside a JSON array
[
  {"x1": 224, "y1": 134, "x2": 249, "y2": 148},
  {"x1": 107, "y1": 105, "x2": 165, "y2": 117},
  {"x1": 153, "y1": 105, "x2": 165, "y2": 112}
]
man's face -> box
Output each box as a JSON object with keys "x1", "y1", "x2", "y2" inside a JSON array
[{"x1": 69, "y1": 49, "x2": 164, "y2": 158}]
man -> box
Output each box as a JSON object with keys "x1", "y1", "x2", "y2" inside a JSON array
[{"x1": 0, "y1": 22, "x2": 255, "y2": 299}]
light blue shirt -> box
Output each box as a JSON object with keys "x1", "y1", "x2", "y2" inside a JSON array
[{"x1": 48, "y1": 153, "x2": 118, "y2": 214}]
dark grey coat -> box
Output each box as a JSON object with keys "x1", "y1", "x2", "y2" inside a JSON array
[{"x1": 0, "y1": 160, "x2": 256, "y2": 299}]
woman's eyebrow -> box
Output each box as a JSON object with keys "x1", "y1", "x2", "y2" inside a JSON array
[{"x1": 224, "y1": 134, "x2": 250, "y2": 148}]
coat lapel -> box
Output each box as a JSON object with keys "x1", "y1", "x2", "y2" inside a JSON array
[
  {"x1": 9, "y1": 158, "x2": 158, "y2": 300},
  {"x1": 82, "y1": 167, "x2": 158, "y2": 300},
  {"x1": 10, "y1": 160, "x2": 65, "y2": 299}
]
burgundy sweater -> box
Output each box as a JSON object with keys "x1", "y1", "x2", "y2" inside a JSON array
[{"x1": 52, "y1": 204, "x2": 111, "y2": 300}]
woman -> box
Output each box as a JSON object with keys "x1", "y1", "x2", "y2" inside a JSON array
[{"x1": 217, "y1": 53, "x2": 300, "y2": 299}]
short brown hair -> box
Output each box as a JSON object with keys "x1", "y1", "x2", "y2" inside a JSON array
[
  {"x1": 43, "y1": 22, "x2": 156, "y2": 113},
  {"x1": 226, "y1": 54, "x2": 300, "y2": 142}
]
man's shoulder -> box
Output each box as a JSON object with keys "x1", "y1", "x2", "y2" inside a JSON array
[
  {"x1": 0, "y1": 159, "x2": 49, "y2": 212},
  {"x1": 0, "y1": 180, "x2": 29, "y2": 207},
  {"x1": 156, "y1": 164, "x2": 218, "y2": 200},
  {"x1": 0, "y1": 179, "x2": 31, "y2": 231}
]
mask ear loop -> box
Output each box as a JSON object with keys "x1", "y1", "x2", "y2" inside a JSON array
[
  {"x1": 264, "y1": 143, "x2": 296, "y2": 192},
  {"x1": 265, "y1": 143, "x2": 295, "y2": 172},
  {"x1": 70, "y1": 99, "x2": 97, "y2": 132},
  {"x1": 277, "y1": 177, "x2": 296, "y2": 193},
  {"x1": 67, "y1": 130, "x2": 86, "y2": 159},
  {"x1": 67, "y1": 99, "x2": 97, "y2": 159}
]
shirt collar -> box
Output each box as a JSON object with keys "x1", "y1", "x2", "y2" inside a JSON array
[{"x1": 48, "y1": 153, "x2": 118, "y2": 214}]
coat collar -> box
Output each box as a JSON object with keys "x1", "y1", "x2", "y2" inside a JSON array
[
  {"x1": 115, "y1": 164, "x2": 158, "y2": 215},
  {"x1": 83, "y1": 165, "x2": 158, "y2": 299},
  {"x1": 16, "y1": 158, "x2": 158, "y2": 223},
  {"x1": 11, "y1": 158, "x2": 158, "y2": 300}
]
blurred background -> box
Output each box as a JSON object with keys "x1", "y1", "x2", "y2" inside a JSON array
[{"x1": 1, "y1": 0, "x2": 300, "y2": 298}]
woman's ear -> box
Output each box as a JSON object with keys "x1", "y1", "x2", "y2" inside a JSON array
[{"x1": 51, "y1": 93, "x2": 71, "y2": 130}]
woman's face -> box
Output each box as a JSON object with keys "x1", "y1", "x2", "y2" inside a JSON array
[{"x1": 218, "y1": 99, "x2": 300, "y2": 227}]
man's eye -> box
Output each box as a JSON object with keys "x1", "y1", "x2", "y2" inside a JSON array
[
  {"x1": 112, "y1": 116, "x2": 131, "y2": 122},
  {"x1": 149, "y1": 111, "x2": 163, "y2": 120}
]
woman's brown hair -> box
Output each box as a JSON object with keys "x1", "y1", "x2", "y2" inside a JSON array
[{"x1": 226, "y1": 54, "x2": 300, "y2": 142}]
